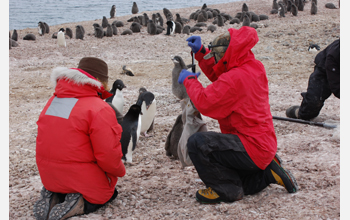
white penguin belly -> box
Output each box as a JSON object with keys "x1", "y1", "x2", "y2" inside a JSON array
[
  {"x1": 137, "y1": 114, "x2": 142, "y2": 142},
  {"x1": 125, "y1": 141, "x2": 133, "y2": 163},
  {"x1": 140, "y1": 99, "x2": 156, "y2": 133},
  {"x1": 57, "y1": 32, "x2": 66, "y2": 47},
  {"x1": 112, "y1": 90, "x2": 124, "y2": 114}
]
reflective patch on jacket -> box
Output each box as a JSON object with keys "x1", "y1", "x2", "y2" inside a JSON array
[{"x1": 45, "y1": 97, "x2": 78, "y2": 119}]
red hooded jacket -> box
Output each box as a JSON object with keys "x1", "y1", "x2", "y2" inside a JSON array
[
  {"x1": 36, "y1": 67, "x2": 125, "y2": 204},
  {"x1": 184, "y1": 27, "x2": 277, "y2": 169}
]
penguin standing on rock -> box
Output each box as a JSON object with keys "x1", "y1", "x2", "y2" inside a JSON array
[
  {"x1": 57, "y1": 28, "x2": 66, "y2": 47},
  {"x1": 106, "y1": 79, "x2": 126, "y2": 114},
  {"x1": 120, "y1": 104, "x2": 142, "y2": 163},
  {"x1": 136, "y1": 88, "x2": 156, "y2": 137}
]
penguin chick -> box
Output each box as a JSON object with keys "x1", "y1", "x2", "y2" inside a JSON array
[
  {"x1": 278, "y1": 3, "x2": 286, "y2": 17},
  {"x1": 311, "y1": 2, "x2": 317, "y2": 15},
  {"x1": 242, "y1": 14, "x2": 250, "y2": 26},
  {"x1": 120, "y1": 104, "x2": 142, "y2": 163},
  {"x1": 75, "y1": 25, "x2": 85, "y2": 40},
  {"x1": 65, "y1": 27, "x2": 73, "y2": 39},
  {"x1": 165, "y1": 114, "x2": 183, "y2": 159},
  {"x1": 207, "y1": 25, "x2": 217, "y2": 33},
  {"x1": 171, "y1": 56, "x2": 189, "y2": 100},
  {"x1": 132, "y1": 2, "x2": 139, "y2": 14},
  {"x1": 102, "y1": 16, "x2": 108, "y2": 28},
  {"x1": 57, "y1": 28, "x2": 66, "y2": 47},
  {"x1": 110, "y1": 5, "x2": 116, "y2": 18},
  {"x1": 106, "y1": 79, "x2": 126, "y2": 114},
  {"x1": 136, "y1": 89, "x2": 156, "y2": 137},
  {"x1": 122, "y1": 65, "x2": 135, "y2": 76},
  {"x1": 183, "y1": 25, "x2": 191, "y2": 35},
  {"x1": 11, "y1": 29, "x2": 18, "y2": 41}
]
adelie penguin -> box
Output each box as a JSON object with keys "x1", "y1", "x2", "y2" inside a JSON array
[
  {"x1": 105, "y1": 79, "x2": 126, "y2": 115},
  {"x1": 57, "y1": 28, "x2": 66, "y2": 47},
  {"x1": 122, "y1": 65, "x2": 135, "y2": 76},
  {"x1": 120, "y1": 104, "x2": 142, "y2": 163},
  {"x1": 166, "y1": 20, "x2": 176, "y2": 35},
  {"x1": 38, "y1": 21, "x2": 46, "y2": 36},
  {"x1": 136, "y1": 88, "x2": 156, "y2": 137}
]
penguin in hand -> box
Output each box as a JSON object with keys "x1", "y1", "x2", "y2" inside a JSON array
[
  {"x1": 106, "y1": 79, "x2": 126, "y2": 114},
  {"x1": 120, "y1": 104, "x2": 142, "y2": 163},
  {"x1": 136, "y1": 87, "x2": 156, "y2": 137},
  {"x1": 171, "y1": 56, "x2": 191, "y2": 100}
]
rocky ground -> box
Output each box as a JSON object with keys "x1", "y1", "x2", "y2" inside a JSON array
[{"x1": 9, "y1": 0, "x2": 340, "y2": 219}]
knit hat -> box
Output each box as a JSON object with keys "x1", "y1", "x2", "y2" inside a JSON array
[
  {"x1": 78, "y1": 57, "x2": 108, "y2": 83},
  {"x1": 204, "y1": 31, "x2": 230, "y2": 62}
]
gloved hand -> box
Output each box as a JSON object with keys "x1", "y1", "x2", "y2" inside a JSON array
[
  {"x1": 186, "y1": 36, "x2": 202, "y2": 53},
  {"x1": 178, "y1": 69, "x2": 201, "y2": 84}
]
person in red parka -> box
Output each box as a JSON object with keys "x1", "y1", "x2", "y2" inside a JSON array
[
  {"x1": 33, "y1": 57, "x2": 126, "y2": 220},
  {"x1": 178, "y1": 27, "x2": 299, "y2": 204}
]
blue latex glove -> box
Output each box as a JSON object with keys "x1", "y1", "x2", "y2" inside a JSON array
[
  {"x1": 178, "y1": 69, "x2": 201, "y2": 84},
  {"x1": 186, "y1": 36, "x2": 202, "y2": 53}
]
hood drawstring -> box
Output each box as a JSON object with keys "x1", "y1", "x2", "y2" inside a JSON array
[{"x1": 223, "y1": 61, "x2": 228, "y2": 72}]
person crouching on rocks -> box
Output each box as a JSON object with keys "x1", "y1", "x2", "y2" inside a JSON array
[
  {"x1": 178, "y1": 26, "x2": 299, "y2": 204},
  {"x1": 33, "y1": 57, "x2": 126, "y2": 219}
]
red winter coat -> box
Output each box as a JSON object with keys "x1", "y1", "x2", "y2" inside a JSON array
[
  {"x1": 36, "y1": 67, "x2": 125, "y2": 204},
  {"x1": 184, "y1": 26, "x2": 277, "y2": 170}
]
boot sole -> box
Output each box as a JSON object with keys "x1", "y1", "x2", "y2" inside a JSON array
[
  {"x1": 33, "y1": 187, "x2": 53, "y2": 220},
  {"x1": 48, "y1": 193, "x2": 84, "y2": 220}
]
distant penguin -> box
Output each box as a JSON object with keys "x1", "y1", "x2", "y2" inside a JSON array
[
  {"x1": 308, "y1": 43, "x2": 320, "y2": 52},
  {"x1": 75, "y1": 25, "x2": 84, "y2": 40},
  {"x1": 183, "y1": 25, "x2": 191, "y2": 35},
  {"x1": 174, "y1": 21, "x2": 182, "y2": 34},
  {"x1": 190, "y1": 26, "x2": 202, "y2": 33},
  {"x1": 122, "y1": 65, "x2": 135, "y2": 76},
  {"x1": 312, "y1": 0, "x2": 317, "y2": 5},
  {"x1": 278, "y1": 3, "x2": 286, "y2": 17},
  {"x1": 171, "y1": 56, "x2": 189, "y2": 100},
  {"x1": 259, "y1": 14, "x2": 269, "y2": 20},
  {"x1": 121, "y1": 29, "x2": 133, "y2": 35},
  {"x1": 287, "y1": 0, "x2": 292, "y2": 12},
  {"x1": 120, "y1": 104, "x2": 142, "y2": 163},
  {"x1": 166, "y1": 21, "x2": 176, "y2": 35},
  {"x1": 207, "y1": 25, "x2": 217, "y2": 33},
  {"x1": 298, "y1": 0, "x2": 304, "y2": 11},
  {"x1": 242, "y1": 14, "x2": 251, "y2": 27},
  {"x1": 131, "y1": 22, "x2": 142, "y2": 33},
  {"x1": 217, "y1": 14, "x2": 224, "y2": 27},
  {"x1": 230, "y1": 18, "x2": 240, "y2": 24},
  {"x1": 156, "y1": 13, "x2": 164, "y2": 26},
  {"x1": 65, "y1": 27, "x2": 73, "y2": 39},
  {"x1": 38, "y1": 22, "x2": 46, "y2": 36},
  {"x1": 110, "y1": 5, "x2": 116, "y2": 18},
  {"x1": 273, "y1": 0, "x2": 279, "y2": 10},
  {"x1": 197, "y1": 13, "x2": 205, "y2": 23},
  {"x1": 311, "y1": 2, "x2": 317, "y2": 14},
  {"x1": 23, "y1": 33, "x2": 36, "y2": 41},
  {"x1": 10, "y1": 38, "x2": 18, "y2": 48},
  {"x1": 43, "y1": 22, "x2": 50, "y2": 34},
  {"x1": 143, "y1": 13, "x2": 150, "y2": 27},
  {"x1": 114, "y1": 21, "x2": 124, "y2": 27},
  {"x1": 57, "y1": 28, "x2": 66, "y2": 47},
  {"x1": 325, "y1": 3, "x2": 336, "y2": 9},
  {"x1": 165, "y1": 114, "x2": 183, "y2": 159},
  {"x1": 175, "y1": 13, "x2": 183, "y2": 25},
  {"x1": 132, "y1": 2, "x2": 139, "y2": 14},
  {"x1": 242, "y1": 3, "x2": 249, "y2": 12},
  {"x1": 147, "y1": 20, "x2": 157, "y2": 35},
  {"x1": 163, "y1": 8, "x2": 173, "y2": 21},
  {"x1": 106, "y1": 79, "x2": 126, "y2": 114},
  {"x1": 107, "y1": 102, "x2": 123, "y2": 125},
  {"x1": 93, "y1": 23, "x2": 104, "y2": 38},
  {"x1": 11, "y1": 29, "x2": 18, "y2": 41},
  {"x1": 111, "y1": 23, "x2": 118, "y2": 35},
  {"x1": 102, "y1": 16, "x2": 108, "y2": 28},
  {"x1": 136, "y1": 89, "x2": 156, "y2": 137},
  {"x1": 291, "y1": 3, "x2": 298, "y2": 16},
  {"x1": 106, "y1": 24, "x2": 113, "y2": 37}
]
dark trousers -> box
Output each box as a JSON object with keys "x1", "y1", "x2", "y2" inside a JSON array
[
  {"x1": 299, "y1": 66, "x2": 332, "y2": 120},
  {"x1": 84, "y1": 189, "x2": 118, "y2": 214},
  {"x1": 187, "y1": 132, "x2": 274, "y2": 202},
  {"x1": 54, "y1": 189, "x2": 118, "y2": 215}
]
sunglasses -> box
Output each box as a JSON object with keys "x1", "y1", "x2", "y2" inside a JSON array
[{"x1": 207, "y1": 42, "x2": 229, "y2": 50}]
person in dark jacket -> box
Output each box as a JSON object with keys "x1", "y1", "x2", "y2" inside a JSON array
[
  {"x1": 178, "y1": 27, "x2": 299, "y2": 204},
  {"x1": 33, "y1": 57, "x2": 125, "y2": 220},
  {"x1": 286, "y1": 39, "x2": 340, "y2": 120}
]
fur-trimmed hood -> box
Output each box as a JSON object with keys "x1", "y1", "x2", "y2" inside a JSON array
[
  {"x1": 51, "y1": 67, "x2": 112, "y2": 99},
  {"x1": 51, "y1": 67, "x2": 103, "y2": 88}
]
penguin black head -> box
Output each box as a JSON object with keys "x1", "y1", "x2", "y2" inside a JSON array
[
  {"x1": 139, "y1": 87, "x2": 147, "y2": 94},
  {"x1": 127, "y1": 104, "x2": 142, "y2": 117},
  {"x1": 59, "y1": 28, "x2": 65, "y2": 32},
  {"x1": 136, "y1": 91, "x2": 155, "y2": 109},
  {"x1": 308, "y1": 44, "x2": 320, "y2": 52},
  {"x1": 112, "y1": 79, "x2": 126, "y2": 92},
  {"x1": 166, "y1": 21, "x2": 175, "y2": 35},
  {"x1": 93, "y1": 23, "x2": 100, "y2": 28}
]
